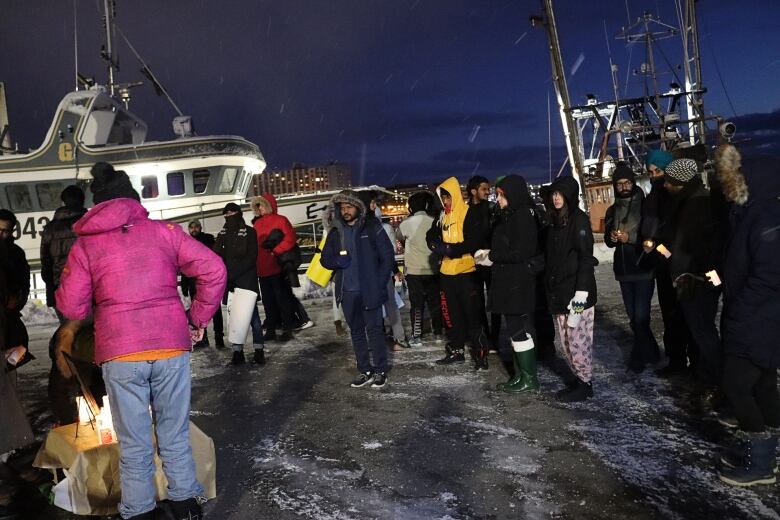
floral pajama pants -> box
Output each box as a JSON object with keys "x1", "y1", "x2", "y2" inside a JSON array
[{"x1": 554, "y1": 307, "x2": 595, "y2": 383}]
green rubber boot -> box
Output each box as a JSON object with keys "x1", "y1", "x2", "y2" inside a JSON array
[
  {"x1": 503, "y1": 338, "x2": 539, "y2": 394},
  {"x1": 496, "y1": 352, "x2": 523, "y2": 390}
]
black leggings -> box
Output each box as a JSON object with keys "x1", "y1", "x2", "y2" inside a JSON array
[{"x1": 722, "y1": 355, "x2": 780, "y2": 432}]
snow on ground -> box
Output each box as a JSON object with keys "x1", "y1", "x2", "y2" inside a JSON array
[{"x1": 15, "y1": 264, "x2": 780, "y2": 519}]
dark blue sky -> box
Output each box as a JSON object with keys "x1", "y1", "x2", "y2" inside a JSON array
[{"x1": 2, "y1": 0, "x2": 779, "y2": 185}]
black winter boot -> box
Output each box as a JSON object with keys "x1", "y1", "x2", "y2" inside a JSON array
[
  {"x1": 556, "y1": 378, "x2": 593, "y2": 402},
  {"x1": 167, "y1": 497, "x2": 203, "y2": 520},
  {"x1": 474, "y1": 346, "x2": 489, "y2": 371},
  {"x1": 230, "y1": 351, "x2": 245, "y2": 365},
  {"x1": 126, "y1": 509, "x2": 160, "y2": 520},
  {"x1": 719, "y1": 432, "x2": 777, "y2": 486},
  {"x1": 252, "y1": 349, "x2": 266, "y2": 365},
  {"x1": 214, "y1": 334, "x2": 225, "y2": 349}
]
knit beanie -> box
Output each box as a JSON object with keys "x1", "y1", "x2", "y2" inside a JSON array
[
  {"x1": 665, "y1": 158, "x2": 699, "y2": 186},
  {"x1": 61, "y1": 185, "x2": 85, "y2": 208},
  {"x1": 222, "y1": 202, "x2": 242, "y2": 214},
  {"x1": 612, "y1": 162, "x2": 636, "y2": 185},
  {"x1": 645, "y1": 149, "x2": 674, "y2": 171},
  {"x1": 90, "y1": 162, "x2": 140, "y2": 204}
]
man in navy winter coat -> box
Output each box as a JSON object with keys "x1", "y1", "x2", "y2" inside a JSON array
[{"x1": 320, "y1": 190, "x2": 396, "y2": 388}]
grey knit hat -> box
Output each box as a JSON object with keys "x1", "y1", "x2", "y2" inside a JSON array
[{"x1": 665, "y1": 158, "x2": 699, "y2": 186}]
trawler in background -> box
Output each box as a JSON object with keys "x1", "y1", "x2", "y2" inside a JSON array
[
  {"x1": 0, "y1": 0, "x2": 267, "y2": 269},
  {"x1": 0, "y1": 82, "x2": 265, "y2": 267},
  {"x1": 0, "y1": 0, "x2": 396, "y2": 276},
  {"x1": 534, "y1": 0, "x2": 735, "y2": 232}
]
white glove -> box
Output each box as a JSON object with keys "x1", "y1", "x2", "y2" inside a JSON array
[
  {"x1": 474, "y1": 249, "x2": 493, "y2": 266},
  {"x1": 567, "y1": 291, "x2": 589, "y2": 314}
]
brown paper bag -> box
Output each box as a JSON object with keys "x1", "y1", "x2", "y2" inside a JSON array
[{"x1": 34, "y1": 420, "x2": 216, "y2": 516}]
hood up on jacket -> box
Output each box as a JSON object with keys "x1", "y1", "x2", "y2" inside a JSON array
[
  {"x1": 715, "y1": 144, "x2": 780, "y2": 206},
  {"x1": 436, "y1": 177, "x2": 467, "y2": 217},
  {"x1": 252, "y1": 192, "x2": 279, "y2": 215},
  {"x1": 496, "y1": 175, "x2": 531, "y2": 209},
  {"x1": 547, "y1": 176, "x2": 580, "y2": 213},
  {"x1": 323, "y1": 190, "x2": 367, "y2": 230},
  {"x1": 73, "y1": 198, "x2": 148, "y2": 236}
]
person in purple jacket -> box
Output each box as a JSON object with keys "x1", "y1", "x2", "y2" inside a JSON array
[{"x1": 56, "y1": 162, "x2": 226, "y2": 520}]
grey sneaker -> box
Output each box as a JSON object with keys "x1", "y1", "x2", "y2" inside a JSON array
[
  {"x1": 408, "y1": 336, "x2": 423, "y2": 348},
  {"x1": 371, "y1": 372, "x2": 387, "y2": 388},
  {"x1": 350, "y1": 371, "x2": 374, "y2": 388}
]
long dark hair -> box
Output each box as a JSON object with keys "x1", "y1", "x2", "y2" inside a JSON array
[{"x1": 546, "y1": 192, "x2": 569, "y2": 228}]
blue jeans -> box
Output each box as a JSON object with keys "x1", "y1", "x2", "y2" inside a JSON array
[
  {"x1": 341, "y1": 290, "x2": 388, "y2": 373},
  {"x1": 232, "y1": 305, "x2": 264, "y2": 352},
  {"x1": 619, "y1": 279, "x2": 661, "y2": 370},
  {"x1": 102, "y1": 352, "x2": 203, "y2": 518}
]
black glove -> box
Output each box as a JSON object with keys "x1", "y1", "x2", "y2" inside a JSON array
[{"x1": 262, "y1": 229, "x2": 285, "y2": 250}]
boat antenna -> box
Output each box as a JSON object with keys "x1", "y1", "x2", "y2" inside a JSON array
[
  {"x1": 115, "y1": 25, "x2": 184, "y2": 116},
  {"x1": 547, "y1": 90, "x2": 552, "y2": 183},
  {"x1": 533, "y1": 0, "x2": 587, "y2": 210},
  {"x1": 604, "y1": 19, "x2": 625, "y2": 162},
  {"x1": 73, "y1": 0, "x2": 79, "y2": 91},
  {"x1": 101, "y1": 0, "x2": 118, "y2": 96}
]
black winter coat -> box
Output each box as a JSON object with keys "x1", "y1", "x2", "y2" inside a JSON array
[
  {"x1": 666, "y1": 177, "x2": 723, "y2": 281},
  {"x1": 488, "y1": 175, "x2": 538, "y2": 317},
  {"x1": 40, "y1": 206, "x2": 87, "y2": 306},
  {"x1": 543, "y1": 177, "x2": 598, "y2": 315},
  {"x1": 181, "y1": 231, "x2": 217, "y2": 297},
  {"x1": 214, "y1": 215, "x2": 259, "y2": 296},
  {"x1": 721, "y1": 166, "x2": 780, "y2": 369},
  {"x1": 604, "y1": 189, "x2": 654, "y2": 282},
  {"x1": 467, "y1": 200, "x2": 494, "y2": 251},
  {"x1": 0, "y1": 239, "x2": 29, "y2": 312}
]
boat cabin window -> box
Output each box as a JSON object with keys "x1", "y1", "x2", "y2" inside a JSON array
[
  {"x1": 141, "y1": 176, "x2": 159, "y2": 199},
  {"x1": 5, "y1": 185, "x2": 33, "y2": 212},
  {"x1": 193, "y1": 169, "x2": 210, "y2": 194},
  {"x1": 218, "y1": 168, "x2": 238, "y2": 193},
  {"x1": 82, "y1": 105, "x2": 146, "y2": 146},
  {"x1": 36, "y1": 182, "x2": 66, "y2": 210},
  {"x1": 167, "y1": 172, "x2": 185, "y2": 196}
]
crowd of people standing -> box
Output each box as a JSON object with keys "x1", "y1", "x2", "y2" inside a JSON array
[
  {"x1": 0, "y1": 142, "x2": 778, "y2": 518},
  {"x1": 323, "y1": 143, "x2": 779, "y2": 488}
]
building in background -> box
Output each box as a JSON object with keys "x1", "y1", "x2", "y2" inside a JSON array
[
  {"x1": 381, "y1": 183, "x2": 436, "y2": 223},
  {"x1": 251, "y1": 161, "x2": 352, "y2": 196}
]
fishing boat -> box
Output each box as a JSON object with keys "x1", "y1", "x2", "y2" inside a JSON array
[
  {"x1": 0, "y1": 0, "x2": 267, "y2": 269},
  {"x1": 533, "y1": 0, "x2": 735, "y2": 231}
]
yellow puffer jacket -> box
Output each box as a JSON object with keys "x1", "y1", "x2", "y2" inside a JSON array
[{"x1": 437, "y1": 177, "x2": 476, "y2": 275}]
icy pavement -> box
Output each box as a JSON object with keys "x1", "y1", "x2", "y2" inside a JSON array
[{"x1": 12, "y1": 265, "x2": 780, "y2": 519}]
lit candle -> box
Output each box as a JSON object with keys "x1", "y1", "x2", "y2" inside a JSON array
[{"x1": 76, "y1": 396, "x2": 92, "y2": 425}]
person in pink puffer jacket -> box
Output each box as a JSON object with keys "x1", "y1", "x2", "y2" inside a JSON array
[{"x1": 56, "y1": 162, "x2": 226, "y2": 520}]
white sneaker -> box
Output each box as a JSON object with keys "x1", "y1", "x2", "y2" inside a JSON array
[
  {"x1": 296, "y1": 320, "x2": 315, "y2": 331},
  {"x1": 408, "y1": 337, "x2": 423, "y2": 348}
]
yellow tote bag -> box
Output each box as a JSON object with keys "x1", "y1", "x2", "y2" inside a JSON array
[{"x1": 305, "y1": 235, "x2": 333, "y2": 287}]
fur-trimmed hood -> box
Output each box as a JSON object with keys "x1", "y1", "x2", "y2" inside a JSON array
[
  {"x1": 715, "y1": 145, "x2": 749, "y2": 206},
  {"x1": 323, "y1": 190, "x2": 367, "y2": 230},
  {"x1": 716, "y1": 144, "x2": 780, "y2": 206}
]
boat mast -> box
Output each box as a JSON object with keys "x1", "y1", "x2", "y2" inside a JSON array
[
  {"x1": 680, "y1": 0, "x2": 706, "y2": 144},
  {"x1": 535, "y1": 0, "x2": 587, "y2": 210},
  {"x1": 102, "y1": 0, "x2": 118, "y2": 96}
]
